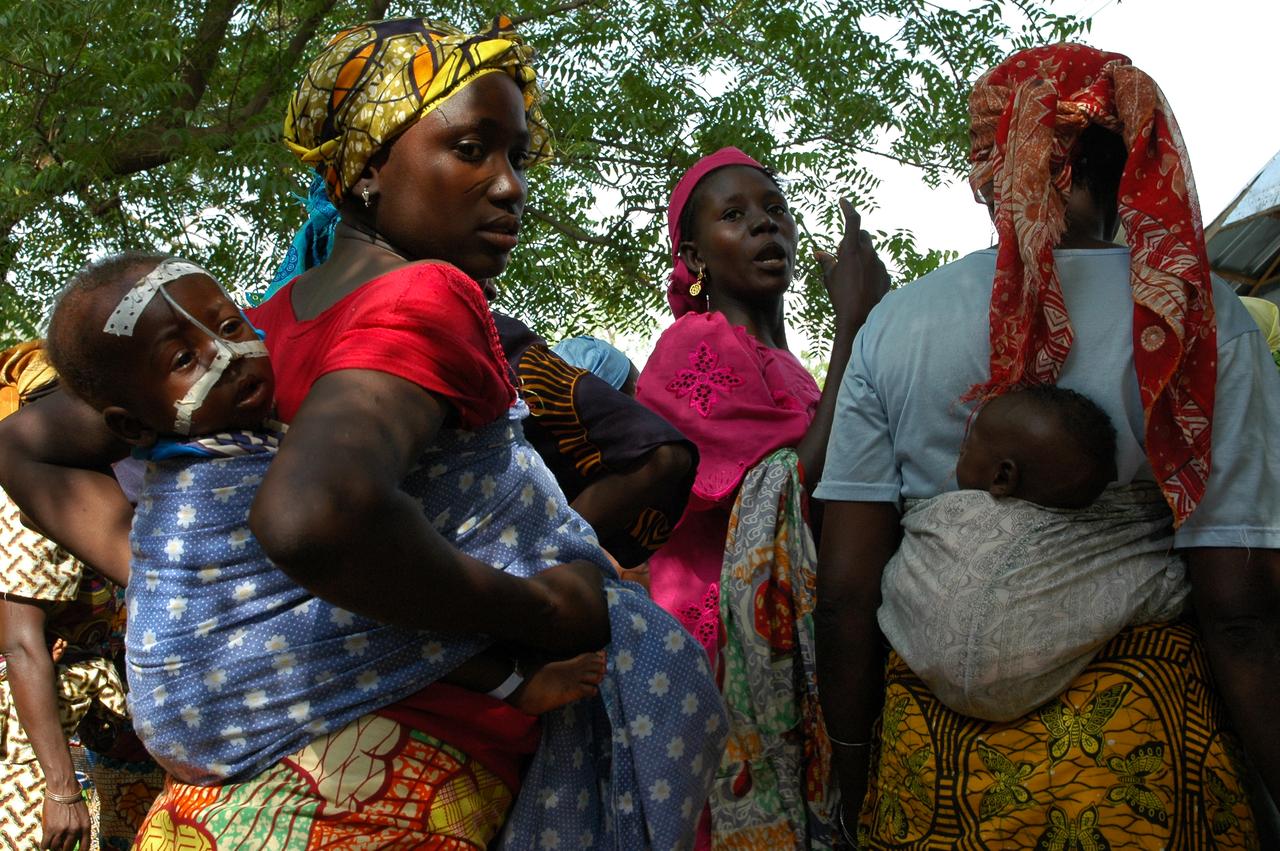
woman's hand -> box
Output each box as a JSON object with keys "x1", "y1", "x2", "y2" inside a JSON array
[
  {"x1": 815, "y1": 199, "x2": 890, "y2": 332},
  {"x1": 40, "y1": 794, "x2": 91, "y2": 851}
]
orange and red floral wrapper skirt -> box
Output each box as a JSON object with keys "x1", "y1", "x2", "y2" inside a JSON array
[{"x1": 132, "y1": 713, "x2": 512, "y2": 850}]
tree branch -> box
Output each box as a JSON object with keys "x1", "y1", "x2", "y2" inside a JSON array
[
  {"x1": 241, "y1": 0, "x2": 342, "y2": 119},
  {"x1": 508, "y1": 0, "x2": 606, "y2": 27},
  {"x1": 6, "y1": 0, "x2": 342, "y2": 230},
  {"x1": 367, "y1": 0, "x2": 391, "y2": 18},
  {"x1": 178, "y1": 0, "x2": 241, "y2": 113},
  {"x1": 783, "y1": 134, "x2": 943, "y2": 171},
  {"x1": 0, "y1": 56, "x2": 55, "y2": 78},
  {"x1": 526, "y1": 207, "x2": 610, "y2": 246}
]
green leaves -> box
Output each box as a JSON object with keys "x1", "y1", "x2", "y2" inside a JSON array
[{"x1": 0, "y1": 0, "x2": 1085, "y2": 348}]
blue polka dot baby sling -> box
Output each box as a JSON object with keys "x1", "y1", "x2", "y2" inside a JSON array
[{"x1": 128, "y1": 404, "x2": 726, "y2": 848}]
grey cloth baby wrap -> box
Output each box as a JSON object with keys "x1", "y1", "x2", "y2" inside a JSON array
[{"x1": 878, "y1": 483, "x2": 1188, "y2": 721}]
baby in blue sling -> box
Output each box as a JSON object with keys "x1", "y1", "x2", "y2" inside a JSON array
[{"x1": 44, "y1": 253, "x2": 726, "y2": 849}]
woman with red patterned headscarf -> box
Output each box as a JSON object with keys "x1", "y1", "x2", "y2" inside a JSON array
[{"x1": 815, "y1": 43, "x2": 1280, "y2": 847}]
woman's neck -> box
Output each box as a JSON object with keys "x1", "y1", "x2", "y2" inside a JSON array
[
  {"x1": 289, "y1": 221, "x2": 413, "y2": 319},
  {"x1": 1056, "y1": 226, "x2": 1119, "y2": 250},
  {"x1": 711, "y1": 293, "x2": 789, "y2": 350},
  {"x1": 1056, "y1": 189, "x2": 1119, "y2": 249}
]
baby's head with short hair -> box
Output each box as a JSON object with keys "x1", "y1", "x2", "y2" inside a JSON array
[
  {"x1": 46, "y1": 252, "x2": 274, "y2": 446},
  {"x1": 956, "y1": 385, "x2": 1117, "y2": 509},
  {"x1": 46, "y1": 252, "x2": 169, "y2": 412}
]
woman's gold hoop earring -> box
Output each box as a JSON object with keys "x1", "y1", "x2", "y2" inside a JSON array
[
  {"x1": 362, "y1": 186, "x2": 373, "y2": 208},
  {"x1": 689, "y1": 266, "x2": 706, "y2": 297}
]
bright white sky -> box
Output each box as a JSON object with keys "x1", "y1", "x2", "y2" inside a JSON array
[{"x1": 868, "y1": 0, "x2": 1280, "y2": 259}]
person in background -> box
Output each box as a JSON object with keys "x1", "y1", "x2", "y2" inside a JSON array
[
  {"x1": 553, "y1": 334, "x2": 639, "y2": 396},
  {"x1": 0, "y1": 341, "x2": 162, "y2": 851},
  {"x1": 1240, "y1": 295, "x2": 1280, "y2": 371}
]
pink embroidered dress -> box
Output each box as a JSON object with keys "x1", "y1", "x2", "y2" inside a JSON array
[{"x1": 636, "y1": 311, "x2": 820, "y2": 663}]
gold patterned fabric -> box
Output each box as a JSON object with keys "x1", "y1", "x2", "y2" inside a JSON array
[
  {"x1": 284, "y1": 16, "x2": 553, "y2": 204},
  {"x1": 0, "y1": 489, "x2": 83, "y2": 605},
  {"x1": 857, "y1": 621, "x2": 1258, "y2": 849}
]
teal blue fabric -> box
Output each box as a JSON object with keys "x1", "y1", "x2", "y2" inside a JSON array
[
  {"x1": 553, "y1": 335, "x2": 633, "y2": 390},
  {"x1": 252, "y1": 172, "x2": 338, "y2": 306}
]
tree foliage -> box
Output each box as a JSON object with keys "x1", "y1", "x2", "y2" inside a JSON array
[{"x1": 0, "y1": 0, "x2": 1085, "y2": 347}]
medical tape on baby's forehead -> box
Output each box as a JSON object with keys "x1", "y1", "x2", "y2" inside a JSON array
[
  {"x1": 154, "y1": 278, "x2": 268, "y2": 435},
  {"x1": 102, "y1": 258, "x2": 209, "y2": 336}
]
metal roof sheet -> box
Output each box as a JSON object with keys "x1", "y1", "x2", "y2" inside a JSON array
[{"x1": 1206, "y1": 146, "x2": 1280, "y2": 290}]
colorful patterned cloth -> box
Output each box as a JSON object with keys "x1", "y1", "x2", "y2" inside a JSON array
[
  {"x1": 83, "y1": 751, "x2": 167, "y2": 851},
  {"x1": 127, "y1": 405, "x2": 725, "y2": 847},
  {"x1": 284, "y1": 16, "x2": 552, "y2": 205},
  {"x1": 967, "y1": 43, "x2": 1216, "y2": 526},
  {"x1": 495, "y1": 313, "x2": 695, "y2": 569},
  {"x1": 135, "y1": 716, "x2": 514, "y2": 850},
  {"x1": 714, "y1": 450, "x2": 836, "y2": 848},
  {"x1": 856, "y1": 621, "x2": 1259, "y2": 849}
]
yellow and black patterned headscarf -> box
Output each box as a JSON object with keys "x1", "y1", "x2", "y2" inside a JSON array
[{"x1": 284, "y1": 17, "x2": 553, "y2": 204}]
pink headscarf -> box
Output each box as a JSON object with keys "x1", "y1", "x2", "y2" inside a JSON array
[{"x1": 666, "y1": 147, "x2": 766, "y2": 317}]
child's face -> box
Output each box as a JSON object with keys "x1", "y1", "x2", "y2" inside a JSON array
[{"x1": 123, "y1": 273, "x2": 274, "y2": 437}]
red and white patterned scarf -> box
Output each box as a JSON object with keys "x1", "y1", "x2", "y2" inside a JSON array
[{"x1": 967, "y1": 43, "x2": 1215, "y2": 526}]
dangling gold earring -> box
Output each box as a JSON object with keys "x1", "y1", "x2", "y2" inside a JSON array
[{"x1": 689, "y1": 266, "x2": 706, "y2": 297}]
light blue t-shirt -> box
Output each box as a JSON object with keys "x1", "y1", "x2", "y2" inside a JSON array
[{"x1": 815, "y1": 247, "x2": 1280, "y2": 549}]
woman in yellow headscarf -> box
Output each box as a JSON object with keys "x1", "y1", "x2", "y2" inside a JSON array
[
  {"x1": 122, "y1": 18, "x2": 604, "y2": 851},
  {"x1": 0, "y1": 16, "x2": 624, "y2": 851}
]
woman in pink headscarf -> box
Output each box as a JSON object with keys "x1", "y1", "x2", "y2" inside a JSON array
[{"x1": 636, "y1": 148, "x2": 889, "y2": 848}]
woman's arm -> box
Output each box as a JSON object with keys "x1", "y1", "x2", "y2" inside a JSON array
[
  {"x1": 1187, "y1": 547, "x2": 1280, "y2": 806},
  {"x1": 250, "y1": 367, "x2": 610, "y2": 657},
  {"x1": 570, "y1": 443, "x2": 693, "y2": 538},
  {"x1": 0, "y1": 596, "x2": 91, "y2": 851},
  {"x1": 0, "y1": 390, "x2": 133, "y2": 585},
  {"x1": 814, "y1": 499, "x2": 901, "y2": 816},
  {"x1": 796, "y1": 203, "x2": 890, "y2": 488}
]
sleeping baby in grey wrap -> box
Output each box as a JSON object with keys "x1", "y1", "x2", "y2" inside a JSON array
[{"x1": 878, "y1": 385, "x2": 1188, "y2": 721}]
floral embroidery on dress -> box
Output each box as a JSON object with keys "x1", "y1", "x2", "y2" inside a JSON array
[
  {"x1": 677, "y1": 583, "x2": 721, "y2": 653},
  {"x1": 666, "y1": 342, "x2": 743, "y2": 417}
]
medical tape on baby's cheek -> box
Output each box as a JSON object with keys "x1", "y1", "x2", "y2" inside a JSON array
[
  {"x1": 156, "y1": 286, "x2": 269, "y2": 435},
  {"x1": 102, "y1": 259, "x2": 209, "y2": 336}
]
